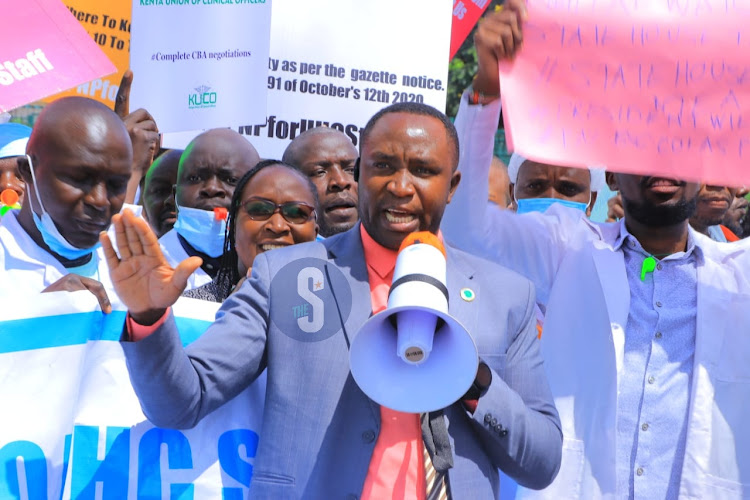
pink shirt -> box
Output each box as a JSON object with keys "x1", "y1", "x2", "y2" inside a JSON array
[{"x1": 359, "y1": 226, "x2": 426, "y2": 500}]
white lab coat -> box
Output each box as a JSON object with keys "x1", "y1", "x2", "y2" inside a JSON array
[
  {"x1": 0, "y1": 211, "x2": 115, "y2": 296},
  {"x1": 442, "y1": 97, "x2": 750, "y2": 499},
  {"x1": 158, "y1": 229, "x2": 211, "y2": 291}
]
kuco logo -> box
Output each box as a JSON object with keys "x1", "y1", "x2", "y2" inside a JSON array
[{"x1": 189, "y1": 85, "x2": 217, "y2": 109}]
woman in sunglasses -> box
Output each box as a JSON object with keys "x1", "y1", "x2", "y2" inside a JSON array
[{"x1": 184, "y1": 159, "x2": 319, "y2": 302}]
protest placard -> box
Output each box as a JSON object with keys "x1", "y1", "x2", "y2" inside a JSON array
[
  {"x1": 41, "y1": 0, "x2": 132, "y2": 107},
  {"x1": 0, "y1": 0, "x2": 116, "y2": 113},
  {"x1": 499, "y1": 0, "x2": 750, "y2": 186},
  {"x1": 162, "y1": 0, "x2": 453, "y2": 159},
  {"x1": 0, "y1": 291, "x2": 265, "y2": 499},
  {"x1": 129, "y1": 0, "x2": 272, "y2": 134}
]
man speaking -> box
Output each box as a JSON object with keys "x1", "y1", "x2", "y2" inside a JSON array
[{"x1": 104, "y1": 102, "x2": 562, "y2": 499}]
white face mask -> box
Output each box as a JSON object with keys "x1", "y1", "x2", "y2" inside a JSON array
[
  {"x1": 26, "y1": 154, "x2": 99, "y2": 260},
  {"x1": 172, "y1": 204, "x2": 228, "y2": 258}
]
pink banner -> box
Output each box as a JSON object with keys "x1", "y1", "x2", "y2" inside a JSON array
[
  {"x1": 500, "y1": 0, "x2": 750, "y2": 186},
  {"x1": 0, "y1": 0, "x2": 116, "y2": 113}
]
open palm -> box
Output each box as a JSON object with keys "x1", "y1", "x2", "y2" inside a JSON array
[{"x1": 101, "y1": 209, "x2": 202, "y2": 320}]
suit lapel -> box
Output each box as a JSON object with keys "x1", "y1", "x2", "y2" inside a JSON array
[
  {"x1": 591, "y1": 238, "x2": 630, "y2": 374},
  {"x1": 325, "y1": 225, "x2": 380, "y2": 420},
  {"x1": 325, "y1": 225, "x2": 373, "y2": 346}
]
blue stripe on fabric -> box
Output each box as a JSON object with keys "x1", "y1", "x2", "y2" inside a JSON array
[{"x1": 0, "y1": 311, "x2": 212, "y2": 353}]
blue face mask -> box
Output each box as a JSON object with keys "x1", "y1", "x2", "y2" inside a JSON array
[
  {"x1": 173, "y1": 204, "x2": 228, "y2": 258},
  {"x1": 26, "y1": 155, "x2": 100, "y2": 260},
  {"x1": 515, "y1": 196, "x2": 589, "y2": 215}
]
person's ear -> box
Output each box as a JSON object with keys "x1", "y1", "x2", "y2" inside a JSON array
[
  {"x1": 353, "y1": 158, "x2": 360, "y2": 182},
  {"x1": 605, "y1": 171, "x2": 618, "y2": 191},
  {"x1": 446, "y1": 170, "x2": 461, "y2": 204},
  {"x1": 17, "y1": 155, "x2": 31, "y2": 184},
  {"x1": 509, "y1": 183, "x2": 517, "y2": 211},
  {"x1": 587, "y1": 191, "x2": 598, "y2": 218}
]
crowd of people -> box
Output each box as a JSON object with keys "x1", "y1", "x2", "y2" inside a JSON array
[{"x1": 1, "y1": 1, "x2": 749, "y2": 498}]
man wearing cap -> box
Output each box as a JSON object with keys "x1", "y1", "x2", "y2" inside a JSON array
[
  {"x1": 0, "y1": 122, "x2": 31, "y2": 207},
  {"x1": 442, "y1": 2, "x2": 750, "y2": 498},
  {"x1": 105, "y1": 101, "x2": 562, "y2": 499},
  {"x1": 158, "y1": 129, "x2": 260, "y2": 290},
  {"x1": 506, "y1": 153, "x2": 605, "y2": 217}
]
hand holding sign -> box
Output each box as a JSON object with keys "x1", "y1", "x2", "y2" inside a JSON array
[
  {"x1": 101, "y1": 209, "x2": 202, "y2": 325},
  {"x1": 472, "y1": 0, "x2": 527, "y2": 101}
]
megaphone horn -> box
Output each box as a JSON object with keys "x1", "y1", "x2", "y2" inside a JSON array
[{"x1": 350, "y1": 232, "x2": 478, "y2": 413}]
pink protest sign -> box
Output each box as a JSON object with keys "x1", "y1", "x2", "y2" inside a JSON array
[
  {"x1": 0, "y1": 0, "x2": 116, "y2": 113},
  {"x1": 499, "y1": 0, "x2": 750, "y2": 186}
]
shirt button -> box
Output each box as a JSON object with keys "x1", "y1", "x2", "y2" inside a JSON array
[
  {"x1": 641, "y1": 423, "x2": 649, "y2": 431},
  {"x1": 361, "y1": 430, "x2": 375, "y2": 443},
  {"x1": 636, "y1": 467, "x2": 644, "y2": 476},
  {"x1": 655, "y1": 332, "x2": 663, "y2": 339},
  {"x1": 648, "y1": 376, "x2": 655, "y2": 384},
  {"x1": 655, "y1": 301, "x2": 662, "y2": 307},
  {"x1": 656, "y1": 263, "x2": 663, "y2": 270}
]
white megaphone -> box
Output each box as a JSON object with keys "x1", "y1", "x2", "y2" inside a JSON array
[{"x1": 350, "y1": 232, "x2": 478, "y2": 413}]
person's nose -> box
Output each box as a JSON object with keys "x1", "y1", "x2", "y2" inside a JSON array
[
  {"x1": 200, "y1": 176, "x2": 228, "y2": 199},
  {"x1": 264, "y1": 211, "x2": 291, "y2": 235},
  {"x1": 386, "y1": 170, "x2": 415, "y2": 198},
  {"x1": 328, "y1": 165, "x2": 352, "y2": 192},
  {"x1": 0, "y1": 170, "x2": 15, "y2": 193},
  {"x1": 85, "y1": 182, "x2": 109, "y2": 211},
  {"x1": 163, "y1": 190, "x2": 176, "y2": 211}
]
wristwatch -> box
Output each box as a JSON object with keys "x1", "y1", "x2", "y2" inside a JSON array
[{"x1": 463, "y1": 360, "x2": 492, "y2": 401}]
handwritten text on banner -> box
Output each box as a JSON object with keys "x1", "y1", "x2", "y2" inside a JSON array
[{"x1": 499, "y1": 0, "x2": 750, "y2": 186}]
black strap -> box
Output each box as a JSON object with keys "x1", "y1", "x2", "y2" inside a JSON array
[
  {"x1": 388, "y1": 273, "x2": 449, "y2": 302},
  {"x1": 421, "y1": 410, "x2": 454, "y2": 474}
]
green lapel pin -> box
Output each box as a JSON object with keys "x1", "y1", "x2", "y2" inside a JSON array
[{"x1": 460, "y1": 288, "x2": 475, "y2": 302}]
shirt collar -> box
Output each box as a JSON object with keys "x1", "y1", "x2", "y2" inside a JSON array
[
  {"x1": 359, "y1": 226, "x2": 445, "y2": 279},
  {"x1": 360, "y1": 225, "x2": 398, "y2": 279},
  {"x1": 613, "y1": 219, "x2": 703, "y2": 262}
]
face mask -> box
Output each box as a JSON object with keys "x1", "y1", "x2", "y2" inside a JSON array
[
  {"x1": 173, "y1": 204, "x2": 228, "y2": 258},
  {"x1": 25, "y1": 155, "x2": 100, "y2": 260},
  {"x1": 515, "y1": 195, "x2": 590, "y2": 215}
]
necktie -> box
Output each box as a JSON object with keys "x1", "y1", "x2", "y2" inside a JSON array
[{"x1": 422, "y1": 411, "x2": 452, "y2": 500}]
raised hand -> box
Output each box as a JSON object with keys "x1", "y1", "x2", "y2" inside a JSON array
[
  {"x1": 473, "y1": 0, "x2": 528, "y2": 96},
  {"x1": 100, "y1": 209, "x2": 202, "y2": 324},
  {"x1": 114, "y1": 70, "x2": 161, "y2": 204}
]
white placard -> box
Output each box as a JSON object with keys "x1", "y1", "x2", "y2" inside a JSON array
[
  {"x1": 163, "y1": 0, "x2": 452, "y2": 159},
  {"x1": 130, "y1": 0, "x2": 272, "y2": 133}
]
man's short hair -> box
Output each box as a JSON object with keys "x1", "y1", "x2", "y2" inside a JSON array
[{"x1": 360, "y1": 102, "x2": 460, "y2": 169}]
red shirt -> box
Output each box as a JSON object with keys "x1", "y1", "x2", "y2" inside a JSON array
[{"x1": 359, "y1": 225, "x2": 426, "y2": 500}]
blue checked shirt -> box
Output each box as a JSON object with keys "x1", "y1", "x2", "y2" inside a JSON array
[{"x1": 613, "y1": 224, "x2": 699, "y2": 499}]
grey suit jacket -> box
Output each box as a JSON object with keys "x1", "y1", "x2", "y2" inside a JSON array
[{"x1": 122, "y1": 224, "x2": 562, "y2": 499}]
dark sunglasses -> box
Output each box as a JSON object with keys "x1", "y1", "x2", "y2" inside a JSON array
[{"x1": 242, "y1": 198, "x2": 316, "y2": 224}]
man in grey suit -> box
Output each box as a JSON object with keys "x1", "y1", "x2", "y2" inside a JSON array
[{"x1": 103, "y1": 102, "x2": 562, "y2": 499}]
